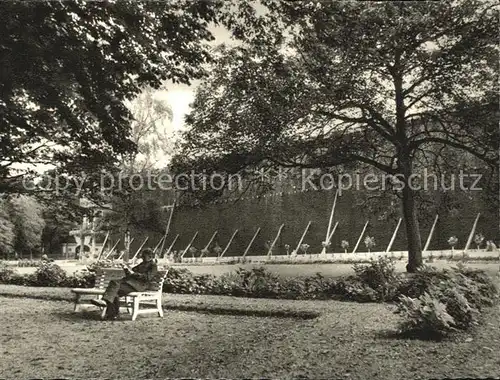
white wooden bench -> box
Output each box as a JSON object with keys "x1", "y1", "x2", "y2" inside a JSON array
[
  {"x1": 71, "y1": 268, "x2": 121, "y2": 313},
  {"x1": 71, "y1": 268, "x2": 169, "y2": 321},
  {"x1": 124, "y1": 269, "x2": 169, "y2": 321}
]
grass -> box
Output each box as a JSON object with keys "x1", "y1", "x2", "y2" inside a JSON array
[{"x1": 1, "y1": 284, "x2": 500, "y2": 379}]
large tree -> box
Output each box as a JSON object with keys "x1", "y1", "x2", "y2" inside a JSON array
[
  {"x1": 174, "y1": 0, "x2": 499, "y2": 272},
  {"x1": 0, "y1": 0, "x2": 222, "y2": 194}
]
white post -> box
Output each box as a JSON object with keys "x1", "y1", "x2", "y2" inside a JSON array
[
  {"x1": 166, "y1": 234, "x2": 179, "y2": 255},
  {"x1": 91, "y1": 217, "x2": 96, "y2": 259},
  {"x1": 243, "y1": 227, "x2": 261, "y2": 257},
  {"x1": 326, "y1": 221, "x2": 339, "y2": 248},
  {"x1": 159, "y1": 202, "x2": 175, "y2": 256},
  {"x1": 295, "y1": 221, "x2": 312, "y2": 256},
  {"x1": 201, "y1": 231, "x2": 218, "y2": 258},
  {"x1": 268, "y1": 224, "x2": 285, "y2": 257},
  {"x1": 181, "y1": 232, "x2": 198, "y2": 259},
  {"x1": 464, "y1": 213, "x2": 481, "y2": 253},
  {"x1": 123, "y1": 230, "x2": 131, "y2": 263},
  {"x1": 96, "y1": 231, "x2": 110, "y2": 261},
  {"x1": 352, "y1": 221, "x2": 369, "y2": 254},
  {"x1": 131, "y1": 237, "x2": 149, "y2": 262},
  {"x1": 423, "y1": 214, "x2": 439, "y2": 252},
  {"x1": 322, "y1": 189, "x2": 339, "y2": 254},
  {"x1": 111, "y1": 239, "x2": 123, "y2": 259},
  {"x1": 220, "y1": 230, "x2": 239, "y2": 258},
  {"x1": 385, "y1": 218, "x2": 402, "y2": 253},
  {"x1": 153, "y1": 236, "x2": 165, "y2": 255}
]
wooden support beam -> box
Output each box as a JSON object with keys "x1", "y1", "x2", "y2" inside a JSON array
[
  {"x1": 423, "y1": 214, "x2": 439, "y2": 252},
  {"x1": 385, "y1": 218, "x2": 402, "y2": 253},
  {"x1": 352, "y1": 221, "x2": 369, "y2": 254},
  {"x1": 96, "y1": 231, "x2": 110, "y2": 261},
  {"x1": 220, "y1": 230, "x2": 239, "y2": 258},
  {"x1": 243, "y1": 227, "x2": 261, "y2": 257},
  {"x1": 327, "y1": 221, "x2": 339, "y2": 246},
  {"x1": 201, "y1": 231, "x2": 218, "y2": 257},
  {"x1": 464, "y1": 213, "x2": 481, "y2": 253},
  {"x1": 268, "y1": 224, "x2": 285, "y2": 257},
  {"x1": 295, "y1": 221, "x2": 312, "y2": 256},
  {"x1": 131, "y1": 237, "x2": 149, "y2": 262},
  {"x1": 111, "y1": 239, "x2": 123, "y2": 259},
  {"x1": 322, "y1": 189, "x2": 339, "y2": 254},
  {"x1": 166, "y1": 234, "x2": 179, "y2": 255},
  {"x1": 181, "y1": 232, "x2": 198, "y2": 259},
  {"x1": 122, "y1": 230, "x2": 132, "y2": 263},
  {"x1": 159, "y1": 202, "x2": 175, "y2": 256},
  {"x1": 153, "y1": 236, "x2": 165, "y2": 255}
]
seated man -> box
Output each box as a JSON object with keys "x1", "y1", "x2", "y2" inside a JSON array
[{"x1": 91, "y1": 248, "x2": 159, "y2": 320}]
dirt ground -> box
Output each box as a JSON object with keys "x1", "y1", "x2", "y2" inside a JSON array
[{"x1": 1, "y1": 291, "x2": 500, "y2": 379}]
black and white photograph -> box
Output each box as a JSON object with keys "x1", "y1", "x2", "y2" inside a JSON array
[{"x1": 0, "y1": 0, "x2": 499, "y2": 378}]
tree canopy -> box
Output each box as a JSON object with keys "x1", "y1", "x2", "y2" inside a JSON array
[
  {"x1": 174, "y1": 0, "x2": 499, "y2": 271},
  {"x1": 0, "y1": 0, "x2": 222, "y2": 194}
]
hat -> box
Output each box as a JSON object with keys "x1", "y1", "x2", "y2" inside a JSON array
[{"x1": 141, "y1": 248, "x2": 154, "y2": 258}]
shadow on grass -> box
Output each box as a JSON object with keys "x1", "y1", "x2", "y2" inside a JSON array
[
  {"x1": 52, "y1": 306, "x2": 320, "y2": 322},
  {"x1": 375, "y1": 329, "x2": 446, "y2": 342},
  {"x1": 0, "y1": 292, "x2": 72, "y2": 302},
  {"x1": 163, "y1": 304, "x2": 320, "y2": 320}
]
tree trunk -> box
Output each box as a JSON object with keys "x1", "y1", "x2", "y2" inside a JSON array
[{"x1": 401, "y1": 179, "x2": 423, "y2": 272}]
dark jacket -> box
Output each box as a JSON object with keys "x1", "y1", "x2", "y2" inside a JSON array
[{"x1": 123, "y1": 260, "x2": 159, "y2": 291}]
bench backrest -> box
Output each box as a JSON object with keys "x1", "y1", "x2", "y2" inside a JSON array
[
  {"x1": 151, "y1": 269, "x2": 169, "y2": 293},
  {"x1": 95, "y1": 268, "x2": 124, "y2": 289},
  {"x1": 95, "y1": 268, "x2": 169, "y2": 292}
]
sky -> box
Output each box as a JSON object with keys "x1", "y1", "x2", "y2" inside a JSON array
[{"x1": 156, "y1": 25, "x2": 235, "y2": 133}]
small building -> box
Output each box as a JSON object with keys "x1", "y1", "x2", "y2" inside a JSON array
[{"x1": 61, "y1": 240, "x2": 107, "y2": 259}]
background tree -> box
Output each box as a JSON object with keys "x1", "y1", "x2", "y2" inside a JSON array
[
  {"x1": 0, "y1": 199, "x2": 15, "y2": 258},
  {"x1": 41, "y1": 198, "x2": 80, "y2": 257},
  {"x1": 123, "y1": 86, "x2": 174, "y2": 172},
  {"x1": 174, "y1": 0, "x2": 498, "y2": 272},
  {"x1": 6, "y1": 195, "x2": 45, "y2": 258},
  {"x1": 0, "y1": 0, "x2": 222, "y2": 195}
]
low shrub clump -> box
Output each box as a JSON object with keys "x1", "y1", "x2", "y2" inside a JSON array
[
  {"x1": 395, "y1": 263, "x2": 498, "y2": 339},
  {"x1": 0, "y1": 261, "x2": 96, "y2": 288},
  {"x1": 26, "y1": 262, "x2": 69, "y2": 287},
  {"x1": 16, "y1": 259, "x2": 43, "y2": 268}
]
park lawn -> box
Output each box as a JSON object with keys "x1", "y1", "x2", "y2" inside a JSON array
[{"x1": 1, "y1": 286, "x2": 500, "y2": 379}]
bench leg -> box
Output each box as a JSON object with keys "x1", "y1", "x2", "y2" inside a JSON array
[
  {"x1": 125, "y1": 296, "x2": 132, "y2": 315},
  {"x1": 131, "y1": 297, "x2": 140, "y2": 321},
  {"x1": 156, "y1": 298, "x2": 163, "y2": 317},
  {"x1": 100, "y1": 304, "x2": 107, "y2": 320},
  {"x1": 73, "y1": 294, "x2": 81, "y2": 312}
]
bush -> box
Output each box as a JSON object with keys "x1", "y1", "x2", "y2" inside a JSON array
[
  {"x1": 16, "y1": 259, "x2": 42, "y2": 268},
  {"x1": 352, "y1": 257, "x2": 401, "y2": 301},
  {"x1": 0, "y1": 262, "x2": 18, "y2": 283},
  {"x1": 302, "y1": 272, "x2": 338, "y2": 299},
  {"x1": 395, "y1": 263, "x2": 498, "y2": 339},
  {"x1": 163, "y1": 267, "x2": 218, "y2": 295},
  {"x1": 28, "y1": 262, "x2": 68, "y2": 287},
  {"x1": 397, "y1": 293, "x2": 456, "y2": 339},
  {"x1": 332, "y1": 276, "x2": 380, "y2": 303},
  {"x1": 63, "y1": 269, "x2": 96, "y2": 288},
  {"x1": 397, "y1": 265, "x2": 446, "y2": 299}
]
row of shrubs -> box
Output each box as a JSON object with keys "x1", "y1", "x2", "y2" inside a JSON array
[{"x1": 0, "y1": 258, "x2": 498, "y2": 339}]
